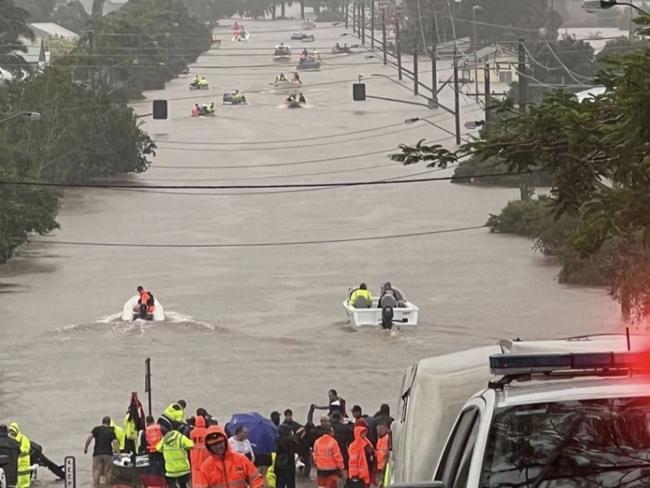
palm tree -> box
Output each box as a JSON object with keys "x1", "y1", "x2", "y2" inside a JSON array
[
  {"x1": 0, "y1": 0, "x2": 33, "y2": 75},
  {"x1": 91, "y1": 0, "x2": 105, "y2": 18}
]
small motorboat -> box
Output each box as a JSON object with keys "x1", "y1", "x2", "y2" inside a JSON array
[
  {"x1": 332, "y1": 45, "x2": 354, "y2": 54},
  {"x1": 291, "y1": 32, "x2": 315, "y2": 42},
  {"x1": 273, "y1": 44, "x2": 292, "y2": 62},
  {"x1": 112, "y1": 453, "x2": 149, "y2": 484},
  {"x1": 271, "y1": 79, "x2": 301, "y2": 93},
  {"x1": 297, "y1": 57, "x2": 321, "y2": 71},
  {"x1": 232, "y1": 28, "x2": 250, "y2": 42},
  {"x1": 121, "y1": 295, "x2": 165, "y2": 321},
  {"x1": 223, "y1": 91, "x2": 247, "y2": 104},
  {"x1": 286, "y1": 99, "x2": 305, "y2": 108},
  {"x1": 342, "y1": 296, "x2": 419, "y2": 328}
]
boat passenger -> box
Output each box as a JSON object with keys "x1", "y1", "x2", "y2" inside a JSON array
[
  {"x1": 300, "y1": 48, "x2": 308, "y2": 61},
  {"x1": 348, "y1": 283, "x2": 372, "y2": 308},
  {"x1": 228, "y1": 426, "x2": 255, "y2": 462},
  {"x1": 298, "y1": 93, "x2": 306, "y2": 104},
  {"x1": 292, "y1": 72, "x2": 301, "y2": 84},
  {"x1": 379, "y1": 282, "x2": 406, "y2": 308},
  {"x1": 137, "y1": 286, "x2": 155, "y2": 318},
  {"x1": 286, "y1": 93, "x2": 296, "y2": 103},
  {"x1": 192, "y1": 75, "x2": 200, "y2": 87},
  {"x1": 335, "y1": 42, "x2": 341, "y2": 51},
  {"x1": 192, "y1": 104, "x2": 200, "y2": 117},
  {"x1": 279, "y1": 73, "x2": 287, "y2": 81},
  {"x1": 198, "y1": 77, "x2": 208, "y2": 87}
]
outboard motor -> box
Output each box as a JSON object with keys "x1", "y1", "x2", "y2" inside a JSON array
[
  {"x1": 0, "y1": 455, "x2": 8, "y2": 488},
  {"x1": 379, "y1": 294, "x2": 397, "y2": 329}
]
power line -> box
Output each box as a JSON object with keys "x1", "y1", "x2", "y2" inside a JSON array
[
  {"x1": 30, "y1": 224, "x2": 487, "y2": 249},
  {"x1": 0, "y1": 170, "x2": 541, "y2": 191}
]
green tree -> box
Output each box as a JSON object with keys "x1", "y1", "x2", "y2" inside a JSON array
[
  {"x1": 0, "y1": 0, "x2": 33, "y2": 74},
  {"x1": 51, "y1": 1, "x2": 91, "y2": 34},
  {"x1": 391, "y1": 44, "x2": 650, "y2": 319}
]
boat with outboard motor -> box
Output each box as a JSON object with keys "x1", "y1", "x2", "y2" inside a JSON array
[
  {"x1": 291, "y1": 32, "x2": 315, "y2": 42},
  {"x1": 223, "y1": 91, "x2": 247, "y2": 105},
  {"x1": 189, "y1": 82, "x2": 209, "y2": 91},
  {"x1": 273, "y1": 44, "x2": 292, "y2": 62},
  {"x1": 121, "y1": 295, "x2": 165, "y2": 321},
  {"x1": 332, "y1": 44, "x2": 354, "y2": 54},
  {"x1": 297, "y1": 56, "x2": 321, "y2": 71},
  {"x1": 232, "y1": 28, "x2": 250, "y2": 42},
  {"x1": 342, "y1": 293, "x2": 419, "y2": 328}
]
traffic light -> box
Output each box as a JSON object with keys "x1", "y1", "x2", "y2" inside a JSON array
[
  {"x1": 353, "y1": 82, "x2": 366, "y2": 101},
  {"x1": 153, "y1": 99, "x2": 168, "y2": 120}
]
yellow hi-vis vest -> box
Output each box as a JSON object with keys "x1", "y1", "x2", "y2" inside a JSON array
[{"x1": 156, "y1": 430, "x2": 194, "y2": 478}]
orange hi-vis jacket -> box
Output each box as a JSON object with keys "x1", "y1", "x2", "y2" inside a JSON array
[
  {"x1": 348, "y1": 426, "x2": 374, "y2": 486},
  {"x1": 145, "y1": 424, "x2": 163, "y2": 453},
  {"x1": 190, "y1": 416, "x2": 209, "y2": 479},
  {"x1": 375, "y1": 434, "x2": 389, "y2": 472},
  {"x1": 193, "y1": 426, "x2": 264, "y2": 488},
  {"x1": 313, "y1": 434, "x2": 344, "y2": 473}
]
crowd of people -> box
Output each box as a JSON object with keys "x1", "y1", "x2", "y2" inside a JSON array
[{"x1": 82, "y1": 389, "x2": 393, "y2": 488}]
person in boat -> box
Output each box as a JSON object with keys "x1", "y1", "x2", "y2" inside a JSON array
[
  {"x1": 207, "y1": 102, "x2": 216, "y2": 113},
  {"x1": 379, "y1": 282, "x2": 406, "y2": 308},
  {"x1": 292, "y1": 72, "x2": 301, "y2": 84},
  {"x1": 286, "y1": 93, "x2": 296, "y2": 103},
  {"x1": 335, "y1": 42, "x2": 341, "y2": 52},
  {"x1": 192, "y1": 104, "x2": 200, "y2": 117},
  {"x1": 137, "y1": 286, "x2": 155, "y2": 319},
  {"x1": 300, "y1": 48, "x2": 308, "y2": 61},
  {"x1": 279, "y1": 72, "x2": 287, "y2": 81},
  {"x1": 198, "y1": 77, "x2": 208, "y2": 88},
  {"x1": 348, "y1": 283, "x2": 372, "y2": 308},
  {"x1": 298, "y1": 93, "x2": 306, "y2": 104},
  {"x1": 191, "y1": 75, "x2": 200, "y2": 87}
]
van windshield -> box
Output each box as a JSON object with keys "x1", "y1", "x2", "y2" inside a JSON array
[{"x1": 480, "y1": 396, "x2": 650, "y2": 487}]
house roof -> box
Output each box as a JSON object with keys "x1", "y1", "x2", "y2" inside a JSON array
[
  {"x1": 28, "y1": 22, "x2": 79, "y2": 40},
  {"x1": 460, "y1": 43, "x2": 517, "y2": 66}
]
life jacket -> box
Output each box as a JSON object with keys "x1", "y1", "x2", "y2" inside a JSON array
[
  {"x1": 139, "y1": 291, "x2": 151, "y2": 306},
  {"x1": 348, "y1": 288, "x2": 372, "y2": 307},
  {"x1": 313, "y1": 434, "x2": 344, "y2": 473},
  {"x1": 193, "y1": 426, "x2": 264, "y2": 488},
  {"x1": 145, "y1": 424, "x2": 163, "y2": 453},
  {"x1": 156, "y1": 430, "x2": 194, "y2": 478},
  {"x1": 111, "y1": 421, "x2": 126, "y2": 450},
  {"x1": 348, "y1": 426, "x2": 374, "y2": 486},
  {"x1": 375, "y1": 434, "x2": 389, "y2": 472},
  {"x1": 190, "y1": 416, "x2": 209, "y2": 478}
]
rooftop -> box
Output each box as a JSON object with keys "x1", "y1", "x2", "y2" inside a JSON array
[{"x1": 28, "y1": 22, "x2": 79, "y2": 40}]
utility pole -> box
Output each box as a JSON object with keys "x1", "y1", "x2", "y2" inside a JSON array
[
  {"x1": 517, "y1": 39, "x2": 529, "y2": 200},
  {"x1": 382, "y1": 8, "x2": 387, "y2": 65},
  {"x1": 484, "y1": 63, "x2": 491, "y2": 135},
  {"x1": 396, "y1": 13, "x2": 402, "y2": 80},
  {"x1": 518, "y1": 38, "x2": 527, "y2": 113},
  {"x1": 453, "y1": 48, "x2": 461, "y2": 145},
  {"x1": 353, "y1": 0, "x2": 357, "y2": 35},
  {"x1": 430, "y1": 3, "x2": 438, "y2": 106},
  {"x1": 370, "y1": 0, "x2": 375, "y2": 50},
  {"x1": 361, "y1": 0, "x2": 365, "y2": 44},
  {"x1": 345, "y1": 0, "x2": 349, "y2": 29},
  {"x1": 413, "y1": 37, "x2": 419, "y2": 96}
]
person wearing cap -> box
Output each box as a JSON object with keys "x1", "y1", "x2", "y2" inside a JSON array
[
  {"x1": 379, "y1": 282, "x2": 406, "y2": 307},
  {"x1": 84, "y1": 416, "x2": 119, "y2": 487},
  {"x1": 194, "y1": 426, "x2": 263, "y2": 488},
  {"x1": 159, "y1": 400, "x2": 187, "y2": 434},
  {"x1": 156, "y1": 426, "x2": 194, "y2": 488}
]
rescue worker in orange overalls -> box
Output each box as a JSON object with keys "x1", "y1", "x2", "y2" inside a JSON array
[
  {"x1": 193, "y1": 426, "x2": 263, "y2": 488},
  {"x1": 190, "y1": 415, "x2": 209, "y2": 483},
  {"x1": 137, "y1": 286, "x2": 155, "y2": 319},
  {"x1": 313, "y1": 425, "x2": 344, "y2": 488},
  {"x1": 144, "y1": 415, "x2": 164, "y2": 477},
  {"x1": 347, "y1": 425, "x2": 375, "y2": 488},
  {"x1": 374, "y1": 420, "x2": 390, "y2": 487}
]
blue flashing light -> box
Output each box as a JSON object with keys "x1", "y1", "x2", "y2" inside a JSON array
[{"x1": 489, "y1": 351, "x2": 649, "y2": 375}]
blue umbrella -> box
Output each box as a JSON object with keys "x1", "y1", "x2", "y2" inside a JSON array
[{"x1": 229, "y1": 412, "x2": 278, "y2": 455}]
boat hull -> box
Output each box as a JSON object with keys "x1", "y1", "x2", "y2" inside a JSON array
[{"x1": 342, "y1": 299, "x2": 419, "y2": 327}]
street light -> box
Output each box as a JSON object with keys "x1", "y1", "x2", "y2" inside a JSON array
[
  {"x1": 404, "y1": 117, "x2": 467, "y2": 142},
  {"x1": 472, "y1": 6, "x2": 483, "y2": 49},
  {"x1": 581, "y1": 0, "x2": 650, "y2": 15},
  {"x1": 0, "y1": 111, "x2": 41, "y2": 125}
]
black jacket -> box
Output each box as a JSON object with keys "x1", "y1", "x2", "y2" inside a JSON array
[{"x1": 0, "y1": 433, "x2": 21, "y2": 486}]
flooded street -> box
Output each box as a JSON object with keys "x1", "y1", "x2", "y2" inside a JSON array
[{"x1": 0, "y1": 19, "x2": 620, "y2": 483}]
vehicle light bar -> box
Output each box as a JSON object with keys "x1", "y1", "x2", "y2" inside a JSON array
[{"x1": 489, "y1": 351, "x2": 650, "y2": 375}]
